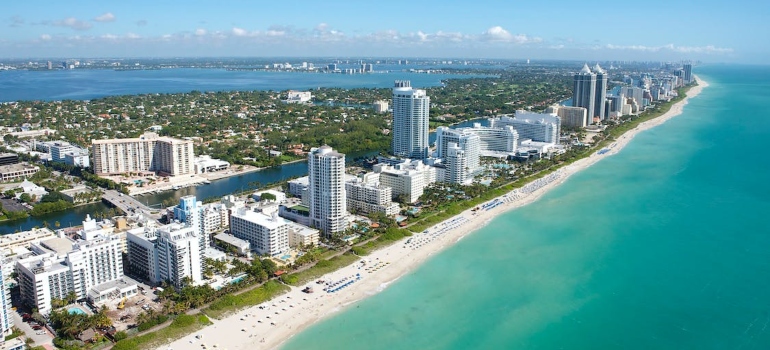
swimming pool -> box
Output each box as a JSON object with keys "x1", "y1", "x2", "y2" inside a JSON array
[
  {"x1": 281, "y1": 255, "x2": 291, "y2": 260},
  {"x1": 68, "y1": 307, "x2": 86, "y2": 315}
]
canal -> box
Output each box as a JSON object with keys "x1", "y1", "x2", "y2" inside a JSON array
[{"x1": 1, "y1": 119, "x2": 489, "y2": 234}]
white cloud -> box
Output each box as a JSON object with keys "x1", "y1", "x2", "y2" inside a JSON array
[
  {"x1": 126, "y1": 32, "x2": 140, "y2": 39},
  {"x1": 94, "y1": 12, "x2": 115, "y2": 23},
  {"x1": 100, "y1": 34, "x2": 118, "y2": 40},
  {"x1": 52, "y1": 17, "x2": 92, "y2": 30},
  {"x1": 266, "y1": 30, "x2": 285, "y2": 37},
  {"x1": 195, "y1": 28, "x2": 207, "y2": 36},
  {"x1": 40, "y1": 34, "x2": 51, "y2": 41},
  {"x1": 231, "y1": 27, "x2": 249, "y2": 37},
  {"x1": 482, "y1": 26, "x2": 541, "y2": 44}
]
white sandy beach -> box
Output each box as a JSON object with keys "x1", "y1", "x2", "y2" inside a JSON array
[{"x1": 157, "y1": 77, "x2": 707, "y2": 350}]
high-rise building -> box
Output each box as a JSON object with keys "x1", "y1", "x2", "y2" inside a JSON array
[
  {"x1": 92, "y1": 132, "x2": 194, "y2": 176},
  {"x1": 126, "y1": 223, "x2": 202, "y2": 290},
  {"x1": 572, "y1": 64, "x2": 596, "y2": 123},
  {"x1": 0, "y1": 253, "x2": 13, "y2": 336},
  {"x1": 593, "y1": 64, "x2": 608, "y2": 121},
  {"x1": 547, "y1": 106, "x2": 588, "y2": 128},
  {"x1": 156, "y1": 225, "x2": 202, "y2": 289},
  {"x1": 308, "y1": 146, "x2": 348, "y2": 236},
  {"x1": 489, "y1": 111, "x2": 561, "y2": 144},
  {"x1": 17, "y1": 234, "x2": 126, "y2": 315},
  {"x1": 683, "y1": 63, "x2": 693, "y2": 84},
  {"x1": 445, "y1": 142, "x2": 470, "y2": 184},
  {"x1": 174, "y1": 196, "x2": 209, "y2": 251},
  {"x1": 435, "y1": 127, "x2": 481, "y2": 177},
  {"x1": 391, "y1": 81, "x2": 430, "y2": 159}
]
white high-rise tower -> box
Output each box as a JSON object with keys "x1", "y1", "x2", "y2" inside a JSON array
[
  {"x1": 391, "y1": 81, "x2": 430, "y2": 159},
  {"x1": 308, "y1": 146, "x2": 348, "y2": 237}
]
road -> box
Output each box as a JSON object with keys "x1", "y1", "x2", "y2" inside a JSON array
[{"x1": 102, "y1": 190, "x2": 162, "y2": 222}]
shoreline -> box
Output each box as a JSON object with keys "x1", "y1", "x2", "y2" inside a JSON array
[{"x1": 158, "y1": 78, "x2": 708, "y2": 350}]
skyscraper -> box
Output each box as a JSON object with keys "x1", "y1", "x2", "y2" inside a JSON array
[
  {"x1": 391, "y1": 81, "x2": 430, "y2": 159},
  {"x1": 0, "y1": 253, "x2": 12, "y2": 336},
  {"x1": 572, "y1": 64, "x2": 596, "y2": 124},
  {"x1": 683, "y1": 63, "x2": 693, "y2": 84},
  {"x1": 593, "y1": 64, "x2": 608, "y2": 121},
  {"x1": 308, "y1": 146, "x2": 347, "y2": 236}
]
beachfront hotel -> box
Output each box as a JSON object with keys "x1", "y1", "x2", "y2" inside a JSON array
[
  {"x1": 490, "y1": 111, "x2": 561, "y2": 145},
  {"x1": 126, "y1": 223, "x2": 202, "y2": 290},
  {"x1": 373, "y1": 159, "x2": 437, "y2": 204},
  {"x1": 445, "y1": 142, "x2": 472, "y2": 185},
  {"x1": 91, "y1": 132, "x2": 194, "y2": 176},
  {"x1": 391, "y1": 80, "x2": 430, "y2": 160},
  {"x1": 16, "y1": 233, "x2": 126, "y2": 315},
  {"x1": 229, "y1": 208, "x2": 290, "y2": 257},
  {"x1": 435, "y1": 127, "x2": 481, "y2": 176},
  {"x1": 546, "y1": 105, "x2": 588, "y2": 128},
  {"x1": 345, "y1": 173, "x2": 400, "y2": 216},
  {"x1": 308, "y1": 146, "x2": 348, "y2": 237}
]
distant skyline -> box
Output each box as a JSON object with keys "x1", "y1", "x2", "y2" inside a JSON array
[{"x1": 2, "y1": 1, "x2": 766, "y2": 63}]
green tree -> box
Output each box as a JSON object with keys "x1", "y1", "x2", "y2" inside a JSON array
[{"x1": 19, "y1": 193, "x2": 32, "y2": 204}]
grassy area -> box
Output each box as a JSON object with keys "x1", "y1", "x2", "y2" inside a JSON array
[
  {"x1": 202, "y1": 280, "x2": 290, "y2": 320},
  {"x1": 282, "y1": 252, "x2": 360, "y2": 286},
  {"x1": 112, "y1": 314, "x2": 212, "y2": 350}
]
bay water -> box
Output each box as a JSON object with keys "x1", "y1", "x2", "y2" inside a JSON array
[{"x1": 282, "y1": 66, "x2": 770, "y2": 350}]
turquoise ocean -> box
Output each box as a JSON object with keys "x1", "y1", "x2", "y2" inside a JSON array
[{"x1": 282, "y1": 65, "x2": 770, "y2": 349}]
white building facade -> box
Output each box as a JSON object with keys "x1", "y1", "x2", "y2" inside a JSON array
[
  {"x1": 126, "y1": 224, "x2": 202, "y2": 290},
  {"x1": 308, "y1": 146, "x2": 348, "y2": 237},
  {"x1": 490, "y1": 111, "x2": 561, "y2": 145},
  {"x1": 391, "y1": 81, "x2": 430, "y2": 159},
  {"x1": 345, "y1": 177, "x2": 400, "y2": 216},
  {"x1": 16, "y1": 234, "x2": 124, "y2": 315},
  {"x1": 373, "y1": 160, "x2": 437, "y2": 203},
  {"x1": 230, "y1": 208, "x2": 290, "y2": 257}
]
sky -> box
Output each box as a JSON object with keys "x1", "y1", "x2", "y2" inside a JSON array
[{"x1": 2, "y1": 0, "x2": 767, "y2": 63}]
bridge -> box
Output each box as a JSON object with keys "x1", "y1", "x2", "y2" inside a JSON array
[{"x1": 102, "y1": 190, "x2": 163, "y2": 221}]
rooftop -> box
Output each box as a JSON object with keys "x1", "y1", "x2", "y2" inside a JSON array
[
  {"x1": 232, "y1": 208, "x2": 289, "y2": 229},
  {"x1": 39, "y1": 237, "x2": 74, "y2": 255},
  {"x1": 214, "y1": 233, "x2": 250, "y2": 248}
]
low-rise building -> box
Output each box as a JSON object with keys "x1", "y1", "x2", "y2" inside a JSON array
[
  {"x1": 284, "y1": 90, "x2": 312, "y2": 104},
  {"x1": 194, "y1": 155, "x2": 230, "y2": 174},
  {"x1": 0, "y1": 228, "x2": 56, "y2": 253},
  {"x1": 278, "y1": 204, "x2": 312, "y2": 227},
  {"x1": 287, "y1": 222, "x2": 320, "y2": 248},
  {"x1": 64, "y1": 151, "x2": 90, "y2": 168},
  {"x1": 0, "y1": 163, "x2": 38, "y2": 182},
  {"x1": 213, "y1": 233, "x2": 251, "y2": 256}
]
